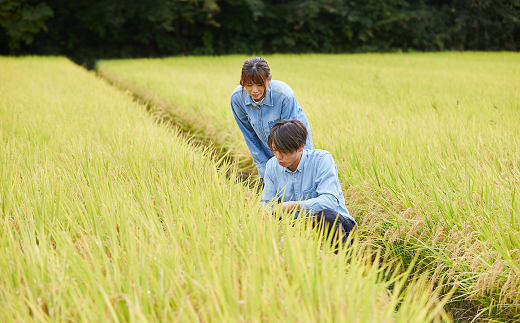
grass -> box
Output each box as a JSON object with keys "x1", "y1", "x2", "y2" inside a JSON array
[
  {"x1": 97, "y1": 52, "x2": 520, "y2": 321},
  {"x1": 0, "y1": 56, "x2": 451, "y2": 322}
]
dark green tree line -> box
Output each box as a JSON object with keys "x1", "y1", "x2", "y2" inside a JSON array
[{"x1": 1, "y1": 0, "x2": 519, "y2": 65}]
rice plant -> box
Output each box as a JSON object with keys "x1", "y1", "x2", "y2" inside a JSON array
[
  {"x1": 97, "y1": 52, "x2": 520, "y2": 320},
  {"x1": 0, "y1": 57, "x2": 450, "y2": 322}
]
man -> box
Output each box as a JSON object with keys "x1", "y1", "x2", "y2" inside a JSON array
[{"x1": 261, "y1": 119, "x2": 357, "y2": 246}]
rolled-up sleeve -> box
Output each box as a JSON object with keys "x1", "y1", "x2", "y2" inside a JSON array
[
  {"x1": 231, "y1": 94, "x2": 271, "y2": 177},
  {"x1": 299, "y1": 154, "x2": 342, "y2": 214}
]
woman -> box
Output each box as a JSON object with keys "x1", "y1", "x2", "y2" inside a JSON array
[{"x1": 231, "y1": 57, "x2": 313, "y2": 181}]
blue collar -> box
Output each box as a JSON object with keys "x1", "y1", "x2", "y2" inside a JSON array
[{"x1": 244, "y1": 83, "x2": 274, "y2": 107}]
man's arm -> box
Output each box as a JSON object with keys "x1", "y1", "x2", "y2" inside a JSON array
[
  {"x1": 281, "y1": 201, "x2": 300, "y2": 213},
  {"x1": 231, "y1": 95, "x2": 271, "y2": 178},
  {"x1": 299, "y1": 153, "x2": 343, "y2": 214},
  {"x1": 261, "y1": 161, "x2": 296, "y2": 215},
  {"x1": 260, "y1": 160, "x2": 277, "y2": 206}
]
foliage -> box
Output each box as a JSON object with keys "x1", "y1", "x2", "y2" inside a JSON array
[
  {"x1": 0, "y1": 0, "x2": 519, "y2": 62},
  {"x1": 0, "y1": 0, "x2": 53, "y2": 51}
]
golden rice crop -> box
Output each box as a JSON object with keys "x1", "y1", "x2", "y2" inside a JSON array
[
  {"x1": 0, "y1": 57, "x2": 451, "y2": 322},
  {"x1": 97, "y1": 52, "x2": 520, "y2": 321}
]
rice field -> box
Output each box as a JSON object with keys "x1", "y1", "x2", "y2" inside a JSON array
[
  {"x1": 97, "y1": 52, "x2": 520, "y2": 321},
  {"x1": 0, "y1": 57, "x2": 452, "y2": 322}
]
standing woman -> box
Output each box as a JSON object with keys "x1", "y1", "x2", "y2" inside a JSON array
[{"x1": 231, "y1": 57, "x2": 313, "y2": 181}]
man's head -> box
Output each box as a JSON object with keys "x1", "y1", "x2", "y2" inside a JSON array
[{"x1": 268, "y1": 119, "x2": 307, "y2": 170}]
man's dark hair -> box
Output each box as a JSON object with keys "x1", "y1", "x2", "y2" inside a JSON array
[{"x1": 268, "y1": 119, "x2": 307, "y2": 153}]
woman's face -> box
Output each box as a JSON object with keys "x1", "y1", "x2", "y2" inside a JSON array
[{"x1": 244, "y1": 79, "x2": 271, "y2": 101}]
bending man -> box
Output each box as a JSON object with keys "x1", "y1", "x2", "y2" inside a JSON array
[{"x1": 261, "y1": 119, "x2": 356, "y2": 246}]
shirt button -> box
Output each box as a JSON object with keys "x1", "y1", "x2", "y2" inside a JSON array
[{"x1": 259, "y1": 119, "x2": 262, "y2": 121}]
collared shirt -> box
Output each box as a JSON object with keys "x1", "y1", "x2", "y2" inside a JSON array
[
  {"x1": 231, "y1": 80, "x2": 313, "y2": 178},
  {"x1": 261, "y1": 149, "x2": 355, "y2": 223}
]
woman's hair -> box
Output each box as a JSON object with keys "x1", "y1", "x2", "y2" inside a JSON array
[
  {"x1": 240, "y1": 57, "x2": 271, "y2": 87},
  {"x1": 268, "y1": 119, "x2": 307, "y2": 153}
]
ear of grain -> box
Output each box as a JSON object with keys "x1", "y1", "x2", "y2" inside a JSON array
[
  {"x1": 0, "y1": 57, "x2": 450, "y2": 322},
  {"x1": 98, "y1": 52, "x2": 520, "y2": 320}
]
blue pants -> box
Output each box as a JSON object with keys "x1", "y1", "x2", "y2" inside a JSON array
[
  {"x1": 313, "y1": 209, "x2": 356, "y2": 245},
  {"x1": 294, "y1": 209, "x2": 356, "y2": 245}
]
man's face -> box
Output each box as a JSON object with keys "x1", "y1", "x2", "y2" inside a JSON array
[
  {"x1": 272, "y1": 145, "x2": 304, "y2": 171},
  {"x1": 244, "y1": 79, "x2": 270, "y2": 101}
]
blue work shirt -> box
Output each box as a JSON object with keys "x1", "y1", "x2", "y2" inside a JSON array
[
  {"x1": 261, "y1": 149, "x2": 356, "y2": 224},
  {"x1": 231, "y1": 80, "x2": 313, "y2": 178}
]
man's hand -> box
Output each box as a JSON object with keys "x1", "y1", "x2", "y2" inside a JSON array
[
  {"x1": 281, "y1": 201, "x2": 301, "y2": 213},
  {"x1": 263, "y1": 201, "x2": 300, "y2": 218}
]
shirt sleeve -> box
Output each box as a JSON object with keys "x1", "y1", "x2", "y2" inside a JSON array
[
  {"x1": 231, "y1": 94, "x2": 272, "y2": 177},
  {"x1": 280, "y1": 93, "x2": 313, "y2": 150},
  {"x1": 299, "y1": 154, "x2": 342, "y2": 214},
  {"x1": 260, "y1": 160, "x2": 278, "y2": 206}
]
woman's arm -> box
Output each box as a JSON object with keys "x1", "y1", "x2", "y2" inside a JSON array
[
  {"x1": 231, "y1": 94, "x2": 272, "y2": 177},
  {"x1": 280, "y1": 92, "x2": 313, "y2": 150}
]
